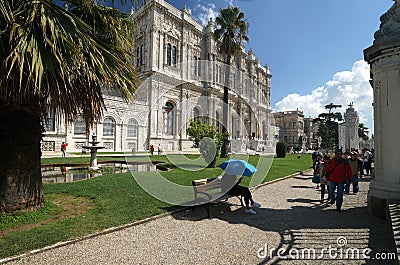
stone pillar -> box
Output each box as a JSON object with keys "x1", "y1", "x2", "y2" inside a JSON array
[{"x1": 364, "y1": 0, "x2": 400, "y2": 218}]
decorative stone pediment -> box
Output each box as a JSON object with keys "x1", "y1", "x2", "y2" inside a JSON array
[{"x1": 374, "y1": 0, "x2": 400, "y2": 44}]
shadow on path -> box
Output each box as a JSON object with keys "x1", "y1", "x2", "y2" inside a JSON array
[{"x1": 172, "y1": 175, "x2": 396, "y2": 264}]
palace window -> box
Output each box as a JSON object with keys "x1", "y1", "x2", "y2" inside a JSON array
[
  {"x1": 192, "y1": 56, "x2": 198, "y2": 76},
  {"x1": 172, "y1": 46, "x2": 177, "y2": 65},
  {"x1": 216, "y1": 111, "x2": 221, "y2": 132},
  {"x1": 43, "y1": 107, "x2": 55, "y2": 132},
  {"x1": 166, "y1": 44, "x2": 171, "y2": 66},
  {"x1": 74, "y1": 116, "x2": 86, "y2": 135},
  {"x1": 136, "y1": 44, "x2": 144, "y2": 67},
  {"x1": 127, "y1": 119, "x2": 138, "y2": 138},
  {"x1": 103, "y1": 117, "x2": 115, "y2": 136},
  {"x1": 193, "y1": 107, "x2": 200, "y2": 122},
  {"x1": 136, "y1": 47, "x2": 140, "y2": 67},
  {"x1": 140, "y1": 44, "x2": 144, "y2": 65},
  {"x1": 163, "y1": 101, "x2": 175, "y2": 135},
  {"x1": 166, "y1": 43, "x2": 177, "y2": 66}
]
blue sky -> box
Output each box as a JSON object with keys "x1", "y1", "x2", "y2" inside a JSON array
[
  {"x1": 162, "y1": 0, "x2": 393, "y2": 134},
  {"x1": 98, "y1": 0, "x2": 393, "y2": 133}
]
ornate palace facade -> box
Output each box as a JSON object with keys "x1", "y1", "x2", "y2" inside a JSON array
[{"x1": 41, "y1": 0, "x2": 272, "y2": 154}]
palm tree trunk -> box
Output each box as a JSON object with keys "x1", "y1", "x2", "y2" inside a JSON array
[
  {"x1": 220, "y1": 55, "x2": 231, "y2": 158},
  {"x1": 0, "y1": 105, "x2": 44, "y2": 213}
]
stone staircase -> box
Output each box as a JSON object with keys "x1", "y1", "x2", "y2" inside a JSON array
[{"x1": 388, "y1": 200, "x2": 400, "y2": 264}]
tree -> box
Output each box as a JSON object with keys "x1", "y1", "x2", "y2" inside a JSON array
[
  {"x1": 313, "y1": 103, "x2": 343, "y2": 148},
  {"x1": 358, "y1": 123, "x2": 369, "y2": 141},
  {"x1": 187, "y1": 119, "x2": 229, "y2": 168},
  {"x1": 0, "y1": 0, "x2": 137, "y2": 213},
  {"x1": 214, "y1": 6, "x2": 249, "y2": 158}
]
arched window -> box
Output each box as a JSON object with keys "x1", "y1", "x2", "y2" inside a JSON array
[
  {"x1": 43, "y1": 107, "x2": 55, "y2": 132},
  {"x1": 136, "y1": 47, "x2": 140, "y2": 67},
  {"x1": 197, "y1": 58, "x2": 201, "y2": 76},
  {"x1": 164, "y1": 102, "x2": 175, "y2": 135},
  {"x1": 192, "y1": 56, "x2": 197, "y2": 76},
  {"x1": 298, "y1": 121, "x2": 304, "y2": 130},
  {"x1": 103, "y1": 117, "x2": 115, "y2": 136},
  {"x1": 140, "y1": 44, "x2": 144, "y2": 65},
  {"x1": 172, "y1": 46, "x2": 177, "y2": 65},
  {"x1": 215, "y1": 64, "x2": 219, "y2": 83},
  {"x1": 218, "y1": 65, "x2": 222, "y2": 83},
  {"x1": 216, "y1": 111, "x2": 221, "y2": 132},
  {"x1": 193, "y1": 107, "x2": 200, "y2": 122},
  {"x1": 127, "y1": 119, "x2": 138, "y2": 138},
  {"x1": 74, "y1": 116, "x2": 86, "y2": 135},
  {"x1": 166, "y1": 44, "x2": 172, "y2": 66}
]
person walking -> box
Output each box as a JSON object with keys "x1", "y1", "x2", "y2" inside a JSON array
[
  {"x1": 149, "y1": 144, "x2": 154, "y2": 156},
  {"x1": 319, "y1": 154, "x2": 331, "y2": 202},
  {"x1": 326, "y1": 149, "x2": 352, "y2": 212},
  {"x1": 345, "y1": 151, "x2": 362, "y2": 194},
  {"x1": 313, "y1": 153, "x2": 323, "y2": 189},
  {"x1": 157, "y1": 144, "x2": 162, "y2": 155},
  {"x1": 61, "y1": 142, "x2": 68, "y2": 157},
  {"x1": 362, "y1": 148, "x2": 372, "y2": 176}
]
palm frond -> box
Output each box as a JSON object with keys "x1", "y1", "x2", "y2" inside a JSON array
[
  {"x1": 213, "y1": 6, "x2": 249, "y2": 63},
  {"x1": 0, "y1": 0, "x2": 137, "y2": 129}
]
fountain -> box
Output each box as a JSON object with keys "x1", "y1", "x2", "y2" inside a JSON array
[{"x1": 82, "y1": 135, "x2": 105, "y2": 170}]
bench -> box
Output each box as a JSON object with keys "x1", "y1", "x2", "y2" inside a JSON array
[{"x1": 192, "y1": 176, "x2": 244, "y2": 218}]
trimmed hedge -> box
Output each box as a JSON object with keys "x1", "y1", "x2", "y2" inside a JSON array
[{"x1": 276, "y1": 141, "x2": 287, "y2": 158}]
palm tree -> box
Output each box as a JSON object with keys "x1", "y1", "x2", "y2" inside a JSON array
[
  {"x1": 214, "y1": 6, "x2": 249, "y2": 157},
  {"x1": 0, "y1": 0, "x2": 137, "y2": 213}
]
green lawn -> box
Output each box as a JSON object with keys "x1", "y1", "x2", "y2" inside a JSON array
[{"x1": 0, "y1": 154, "x2": 312, "y2": 259}]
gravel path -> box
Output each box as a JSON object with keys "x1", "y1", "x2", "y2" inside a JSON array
[{"x1": 5, "y1": 172, "x2": 397, "y2": 265}]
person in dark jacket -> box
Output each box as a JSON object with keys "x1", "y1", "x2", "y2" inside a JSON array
[
  {"x1": 221, "y1": 174, "x2": 261, "y2": 214},
  {"x1": 325, "y1": 149, "x2": 353, "y2": 211}
]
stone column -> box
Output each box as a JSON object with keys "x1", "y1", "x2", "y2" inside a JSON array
[{"x1": 364, "y1": 0, "x2": 400, "y2": 218}]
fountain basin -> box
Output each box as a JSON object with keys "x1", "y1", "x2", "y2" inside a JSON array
[{"x1": 41, "y1": 162, "x2": 163, "y2": 183}]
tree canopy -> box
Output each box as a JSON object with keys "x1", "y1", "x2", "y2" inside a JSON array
[{"x1": 313, "y1": 103, "x2": 343, "y2": 148}]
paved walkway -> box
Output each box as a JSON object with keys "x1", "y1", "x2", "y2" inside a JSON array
[{"x1": 5, "y1": 173, "x2": 397, "y2": 264}]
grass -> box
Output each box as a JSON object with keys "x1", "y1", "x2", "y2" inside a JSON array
[{"x1": 0, "y1": 153, "x2": 312, "y2": 259}]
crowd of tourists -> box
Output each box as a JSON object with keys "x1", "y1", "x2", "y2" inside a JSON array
[{"x1": 311, "y1": 147, "x2": 374, "y2": 212}]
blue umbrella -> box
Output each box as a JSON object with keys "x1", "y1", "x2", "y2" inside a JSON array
[{"x1": 218, "y1": 159, "x2": 257, "y2": 177}]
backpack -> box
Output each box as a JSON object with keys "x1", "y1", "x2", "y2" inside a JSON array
[
  {"x1": 60, "y1": 145, "x2": 64, "y2": 151},
  {"x1": 368, "y1": 151, "x2": 374, "y2": 163}
]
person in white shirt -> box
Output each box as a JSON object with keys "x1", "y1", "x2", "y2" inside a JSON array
[{"x1": 362, "y1": 148, "x2": 372, "y2": 176}]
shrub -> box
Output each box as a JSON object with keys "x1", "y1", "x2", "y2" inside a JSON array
[
  {"x1": 276, "y1": 141, "x2": 287, "y2": 158},
  {"x1": 186, "y1": 119, "x2": 229, "y2": 168}
]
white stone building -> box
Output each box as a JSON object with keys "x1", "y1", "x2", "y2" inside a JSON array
[
  {"x1": 338, "y1": 103, "x2": 360, "y2": 152},
  {"x1": 41, "y1": 0, "x2": 272, "y2": 154}
]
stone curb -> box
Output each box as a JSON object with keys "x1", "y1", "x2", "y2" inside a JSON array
[
  {"x1": 0, "y1": 209, "x2": 186, "y2": 264},
  {"x1": 252, "y1": 169, "x2": 313, "y2": 191},
  {"x1": 0, "y1": 169, "x2": 310, "y2": 264}
]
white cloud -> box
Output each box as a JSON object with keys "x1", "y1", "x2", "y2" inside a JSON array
[
  {"x1": 273, "y1": 60, "x2": 374, "y2": 133},
  {"x1": 224, "y1": 0, "x2": 235, "y2": 6},
  {"x1": 194, "y1": 2, "x2": 219, "y2": 26}
]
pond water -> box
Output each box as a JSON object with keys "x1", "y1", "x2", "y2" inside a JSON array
[{"x1": 42, "y1": 162, "x2": 159, "y2": 183}]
